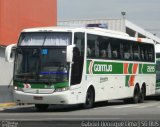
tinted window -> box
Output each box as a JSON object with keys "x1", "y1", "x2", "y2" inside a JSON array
[{"x1": 87, "y1": 34, "x2": 155, "y2": 62}]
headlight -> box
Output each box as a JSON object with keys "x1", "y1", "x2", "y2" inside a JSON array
[
  {"x1": 14, "y1": 86, "x2": 18, "y2": 90},
  {"x1": 55, "y1": 87, "x2": 69, "y2": 92},
  {"x1": 14, "y1": 86, "x2": 23, "y2": 91}
]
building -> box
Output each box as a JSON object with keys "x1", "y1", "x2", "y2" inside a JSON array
[{"x1": 58, "y1": 18, "x2": 160, "y2": 43}]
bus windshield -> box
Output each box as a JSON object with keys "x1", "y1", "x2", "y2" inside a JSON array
[
  {"x1": 14, "y1": 32, "x2": 72, "y2": 83},
  {"x1": 14, "y1": 47, "x2": 69, "y2": 83}
]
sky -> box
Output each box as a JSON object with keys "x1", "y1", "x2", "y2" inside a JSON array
[{"x1": 58, "y1": 0, "x2": 160, "y2": 37}]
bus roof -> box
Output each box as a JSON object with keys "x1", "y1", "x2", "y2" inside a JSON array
[{"x1": 21, "y1": 26, "x2": 155, "y2": 44}]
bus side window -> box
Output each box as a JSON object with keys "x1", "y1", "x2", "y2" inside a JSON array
[
  {"x1": 87, "y1": 41, "x2": 96, "y2": 57},
  {"x1": 107, "y1": 43, "x2": 112, "y2": 59},
  {"x1": 87, "y1": 34, "x2": 100, "y2": 58},
  {"x1": 100, "y1": 50, "x2": 107, "y2": 58},
  {"x1": 112, "y1": 50, "x2": 118, "y2": 58},
  {"x1": 147, "y1": 44, "x2": 154, "y2": 62},
  {"x1": 141, "y1": 50, "x2": 145, "y2": 60},
  {"x1": 123, "y1": 43, "x2": 131, "y2": 60},
  {"x1": 87, "y1": 46, "x2": 92, "y2": 57},
  {"x1": 132, "y1": 44, "x2": 140, "y2": 61},
  {"x1": 144, "y1": 47, "x2": 148, "y2": 61},
  {"x1": 140, "y1": 44, "x2": 145, "y2": 61},
  {"x1": 99, "y1": 37, "x2": 109, "y2": 59},
  {"x1": 110, "y1": 38, "x2": 120, "y2": 59}
]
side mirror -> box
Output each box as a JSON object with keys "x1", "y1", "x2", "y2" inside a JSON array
[
  {"x1": 66, "y1": 45, "x2": 75, "y2": 63},
  {"x1": 5, "y1": 44, "x2": 17, "y2": 62}
]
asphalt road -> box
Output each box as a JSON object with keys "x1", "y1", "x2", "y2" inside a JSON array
[{"x1": 0, "y1": 99, "x2": 160, "y2": 127}]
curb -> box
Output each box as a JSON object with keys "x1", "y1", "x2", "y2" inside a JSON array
[{"x1": 0, "y1": 102, "x2": 16, "y2": 107}]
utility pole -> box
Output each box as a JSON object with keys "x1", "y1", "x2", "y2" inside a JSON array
[{"x1": 121, "y1": 11, "x2": 126, "y2": 33}]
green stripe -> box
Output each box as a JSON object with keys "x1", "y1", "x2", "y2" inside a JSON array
[
  {"x1": 86, "y1": 60, "x2": 123, "y2": 74},
  {"x1": 128, "y1": 63, "x2": 133, "y2": 74},
  {"x1": 54, "y1": 82, "x2": 69, "y2": 89},
  {"x1": 141, "y1": 64, "x2": 156, "y2": 74},
  {"x1": 87, "y1": 60, "x2": 155, "y2": 75},
  {"x1": 125, "y1": 76, "x2": 130, "y2": 87},
  {"x1": 139, "y1": 64, "x2": 143, "y2": 74},
  {"x1": 86, "y1": 60, "x2": 91, "y2": 74}
]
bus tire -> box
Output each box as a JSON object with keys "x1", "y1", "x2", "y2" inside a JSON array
[
  {"x1": 82, "y1": 87, "x2": 95, "y2": 109},
  {"x1": 35, "y1": 104, "x2": 49, "y2": 111},
  {"x1": 132, "y1": 86, "x2": 140, "y2": 104},
  {"x1": 139, "y1": 85, "x2": 146, "y2": 103}
]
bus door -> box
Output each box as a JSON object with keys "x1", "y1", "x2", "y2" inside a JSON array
[{"x1": 71, "y1": 32, "x2": 85, "y2": 85}]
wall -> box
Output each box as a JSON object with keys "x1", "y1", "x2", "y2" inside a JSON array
[
  {"x1": 58, "y1": 19, "x2": 125, "y2": 32},
  {"x1": 0, "y1": 47, "x2": 13, "y2": 85},
  {"x1": 0, "y1": 47, "x2": 14, "y2": 102},
  {"x1": 0, "y1": 0, "x2": 57, "y2": 46}
]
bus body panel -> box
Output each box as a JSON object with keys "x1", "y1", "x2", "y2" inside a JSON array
[{"x1": 84, "y1": 60, "x2": 155, "y2": 102}]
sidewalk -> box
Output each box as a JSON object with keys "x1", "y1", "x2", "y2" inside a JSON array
[
  {"x1": 0, "y1": 102, "x2": 16, "y2": 107},
  {"x1": 0, "y1": 102, "x2": 16, "y2": 111}
]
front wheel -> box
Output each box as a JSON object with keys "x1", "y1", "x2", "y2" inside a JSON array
[
  {"x1": 81, "y1": 88, "x2": 94, "y2": 109},
  {"x1": 35, "y1": 104, "x2": 49, "y2": 111}
]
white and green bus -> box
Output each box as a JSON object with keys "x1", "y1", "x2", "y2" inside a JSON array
[
  {"x1": 156, "y1": 44, "x2": 160, "y2": 96},
  {"x1": 5, "y1": 26, "x2": 156, "y2": 111}
]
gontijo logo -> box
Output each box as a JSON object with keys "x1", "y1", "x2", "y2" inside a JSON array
[
  {"x1": 94, "y1": 64, "x2": 112, "y2": 72},
  {"x1": 88, "y1": 60, "x2": 113, "y2": 74},
  {"x1": 87, "y1": 60, "x2": 124, "y2": 74}
]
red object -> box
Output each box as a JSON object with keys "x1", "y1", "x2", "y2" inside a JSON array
[{"x1": 0, "y1": 0, "x2": 57, "y2": 46}]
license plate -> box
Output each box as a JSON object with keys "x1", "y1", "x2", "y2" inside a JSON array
[{"x1": 33, "y1": 96, "x2": 43, "y2": 100}]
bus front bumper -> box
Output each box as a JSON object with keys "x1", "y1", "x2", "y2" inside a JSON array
[{"x1": 14, "y1": 90, "x2": 75, "y2": 105}]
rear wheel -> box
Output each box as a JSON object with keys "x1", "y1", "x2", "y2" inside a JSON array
[
  {"x1": 133, "y1": 87, "x2": 140, "y2": 104},
  {"x1": 82, "y1": 88, "x2": 94, "y2": 109},
  {"x1": 139, "y1": 87, "x2": 145, "y2": 103},
  {"x1": 35, "y1": 104, "x2": 49, "y2": 111}
]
